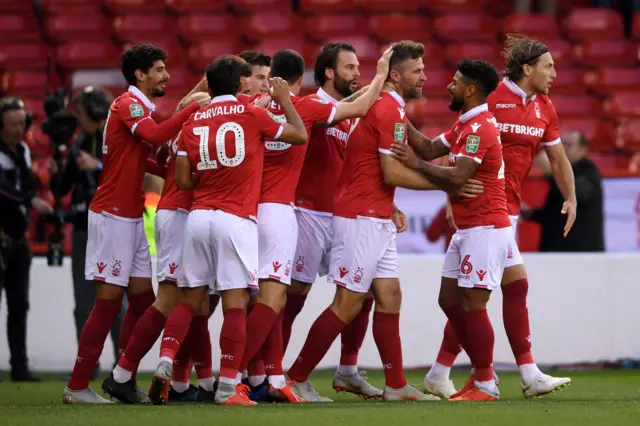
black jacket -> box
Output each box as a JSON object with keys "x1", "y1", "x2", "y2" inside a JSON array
[
  {"x1": 532, "y1": 158, "x2": 605, "y2": 252},
  {"x1": 50, "y1": 130, "x2": 103, "y2": 231},
  {"x1": 0, "y1": 138, "x2": 37, "y2": 240}
]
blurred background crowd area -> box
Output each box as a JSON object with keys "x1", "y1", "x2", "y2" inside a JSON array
[{"x1": 1, "y1": 0, "x2": 639, "y2": 255}]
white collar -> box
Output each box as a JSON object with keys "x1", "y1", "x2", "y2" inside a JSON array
[
  {"x1": 317, "y1": 88, "x2": 338, "y2": 104},
  {"x1": 127, "y1": 85, "x2": 155, "y2": 112},
  {"x1": 503, "y1": 78, "x2": 536, "y2": 104},
  {"x1": 211, "y1": 95, "x2": 237, "y2": 104},
  {"x1": 388, "y1": 90, "x2": 405, "y2": 108},
  {"x1": 459, "y1": 103, "x2": 489, "y2": 123}
]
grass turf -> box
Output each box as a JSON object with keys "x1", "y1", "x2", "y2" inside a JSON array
[{"x1": 0, "y1": 370, "x2": 639, "y2": 426}]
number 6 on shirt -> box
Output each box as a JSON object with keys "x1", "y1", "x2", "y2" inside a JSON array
[{"x1": 194, "y1": 123, "x2": 246, "y2": 171}]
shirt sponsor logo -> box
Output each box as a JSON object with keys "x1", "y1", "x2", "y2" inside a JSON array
[
  {"x1": 326, "y1": 127, "x2": 348, "y2": 143},
  {"x1": 497, "y1": 123, "x2": 545, "y2": 137}
]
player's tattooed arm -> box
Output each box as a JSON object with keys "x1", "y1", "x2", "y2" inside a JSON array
[
  {"x1": 380, "y1": 153, "x2": 439, "y2": 190},
  {"x1": 175, "y1": 155, "x2": 197, "y2": 190},
  {"x1": 406, "y1": 120, "x2": 450, "y2": 161},
  {"x1": 544, "y1": 142, "x2": 577, "y2": 237}
]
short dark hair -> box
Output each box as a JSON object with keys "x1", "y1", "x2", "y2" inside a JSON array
[
  {"x1": 121, "y1": 44, "x2": 168, "y2": 86},
  {"x1": 457, "y1": 59, "x2": 500, "y2": 98},
  {"x1": 238, "y1": 50, "x2": 271, "y2": 68},
  {"x1": 388, "y1": 40, "x2": 424, "y2": 79},
  {"x1": 206, "y1": 55, "x2": 252, "y2": 97},
  {"x1": 314, "y1": 42, "x2": 356, "y2": 87},
  {"x1": 501, "y1": 34, "x2": 549, "y2": 82},
  {"x1": 271, "y1": 49, "x2": 305, "y2": 85}
]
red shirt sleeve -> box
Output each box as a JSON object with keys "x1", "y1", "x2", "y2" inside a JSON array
[
  {"x1": 254, "y1": 107, "x2": 285, "y2": 140},
  {"x1": 116, "y1": 96, "x2": 153, "y2": 135},
  {"x1": 541, "y1": 100, "x2": 561, "y2": 146},
  {"x1": 440, "y1": 122, "x2": 458, "y2": 149},
  {"x1": 376, "y1": 104, "x2": 407, "y2": 153},
  {"x1": 457, "y1": 124, "x2": 497, "y2": 164},
  {"x1": 176, "y1": 131, "x2": 187, "y2": 156},
  {"x1": 297, "y1": 96, "x2": 337, "y2": 126}
]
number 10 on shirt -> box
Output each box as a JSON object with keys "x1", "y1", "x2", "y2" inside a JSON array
[{"x1": 194, "y1": 123, "x2": 246, "y2": 171}]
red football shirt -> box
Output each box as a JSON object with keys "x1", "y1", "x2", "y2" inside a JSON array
[
  {"x1": 178, "y1": 95, "x2": 284, "y2": 220},
  {"x1": 488, "y1": 78, "x2": 561, "y2": 215},
  {"x1": 90, "y1": 86, "x2": 157, "y2": 219},
  {"x1": 333, "y1": 91, "x2": 408, "y2": 220},
  {"x1": 295, "y1": 88, "x2": 350, "y2": 215},
  {"x1": 259, "y1": 93, "x2": 336, "y2": 205},
  {"x1": 157, "y1": 135, "x2": 193, "y2": 212},
  {"x1": 441, "y1": 104, "x2": 511, "y2": 230}
]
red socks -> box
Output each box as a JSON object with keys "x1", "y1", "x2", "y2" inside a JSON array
[
  {"x1": 172, "y1": 343, "x2": 192, "y2": 384},
  {"x1": 282, "y1": 294, "x2": 307, "y2": 353},
  {"x1": 502, "y1": 279, "x2": 534, "y2": 365},
  {"x1": 190, "y1": 315, "x2": 213, "y2": 380},
  {"x1": 117, "y1": 306, "x2": 167, "y2": 372},
  {"x1": 159, "y1": 302, "x2": 196, "y2": 360},
  {"x1": 287, "y1": 308, "x2": 346, "y2": 383},
  {"x1": 463, "y1": 309, "x2": 495, "y2": 381},
  {"x1": 219, "y1": 308, "x2": 246, "y2": 381},
  {"x1": 118, "y1": 290, "x2": 155, "y2": 381},
  {"x1": 340, "y1": 297, "x2": 373, "y2": 366},
  {"x1": 435, "y1": 305, "x2": 465, "y2": 367},
  {"x1": 68, "y1": 298, "x2": 123, "y2": 390},
  {"x1": 239, "y1": 303, "x2": 278, "y2": 372},
  {"x1": 372, "y1": 311, "x2": 407, "y2": 389},
  {"x1": 261, "y1": 310, "x2": 285, "y2": 377}
]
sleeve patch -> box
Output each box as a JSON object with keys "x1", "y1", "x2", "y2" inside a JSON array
[
  {"x1": 394, "y1": 123, "x2": 406, "y2": 142},
  {"x1": 465, "y1": 135, "x2": 480, "y2": 153},
  {"x1": 267, "y1": 110, "x2": 286, "y2": 123},
  {"x1": 129, "y1": 103, "x2": 144, "y2": 117}
]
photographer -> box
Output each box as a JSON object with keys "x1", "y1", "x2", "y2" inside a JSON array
[
  {"x1": 50, "y1": 87, "x2": 123, "y2": 378},
  {"x1": 0, "y1": 97, "x2": 52, "y2": 382}
]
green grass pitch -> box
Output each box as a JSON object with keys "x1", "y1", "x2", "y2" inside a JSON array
[{"x1": 1, "y1": 370, "x2": 639, "y2": 426}]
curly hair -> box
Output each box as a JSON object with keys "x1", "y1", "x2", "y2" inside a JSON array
[
  {"x1": 457, "y1": 59, "x2": 500, "y2": 97},
  {"x1": 501, "y1": 34, "x2": 549, "y2": 82},
  {"x1": 120, "y1": 44, "x2": 168, "y2": 86}
]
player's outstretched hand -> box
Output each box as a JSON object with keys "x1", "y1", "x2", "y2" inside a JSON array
[
  {"x1": 376, "y1": 46, "x2": 394, "y2": 78},
  {"x1": 456, "y1": 179, "x2": 484, "y2": 199},
  {"x1": 561, "y1": 199, "x2": 577, "y2": 237},
  {"x1": 269, "y1": 77, "x2": 291, "y2": 105},
  {"x1": 191, "y1": 92, "x2": 211, "y2": 108},
  {"x1": 392, "y1": 207, "x2": 408, "y2": 233},
  {"x1": 253, "y1": 95, "x2": 272, "y2": 109},
  {"x1": 390, "y1": 142, "x2": 419, "y2": 170}
]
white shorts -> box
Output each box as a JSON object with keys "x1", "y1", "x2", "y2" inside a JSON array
[
  {"x1": 442, "y1": 226, "x2": 515, "y2": 291},
  {"x1": 505, "y1": 215, "x2": 523, "y2": 268},
  {"x1": 257, "y1": 203, "x2": 298, "y2": 285},
  {"x1": 85, "y1": 211, "x2": 152, "y2": 287},
  {"x1": 180, "y1": 209, "x2": 258, "y2": 293},
  {"x1": 327, "y1": 216, "x2": 398, "y2": 294},
  {"x1": 291, "y1": 209, "x2": 333, "y2": 284},
  {"x1": 155, "y1": 209, "x2": 188, "y2": 283}
]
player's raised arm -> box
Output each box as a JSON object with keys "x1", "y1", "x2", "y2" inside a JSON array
[
  {"x1": 269, "y1": 77, "x2": 308, "y2": 145},
  {"x1": 406, "y1": 119, "x2": 450, "y2": 161},
  {"x1": 329, "y1": 46, "x2": 394, "y2": 123}
]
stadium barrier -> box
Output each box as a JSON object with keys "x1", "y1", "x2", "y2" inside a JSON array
[{"x1": 1, "y1": 253, "x2": 638, "y2": 372}]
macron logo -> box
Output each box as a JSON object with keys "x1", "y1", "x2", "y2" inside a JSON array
[
  {"x1": 471, "y1": 123, "x2": 481, "y2": 132},
  {"x1": 398, "y1": 108, "x2": 405, "y2": 119},
  {"x1": 496, "y1": 103, "x2": 516, "y2": 109}
]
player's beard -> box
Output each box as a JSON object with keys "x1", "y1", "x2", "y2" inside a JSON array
[
  {"x1": 152, "y1": 87, "x2": 166, "y2": 98},
  {"x1": 448, "y1": 93, "x2": 464, "y2": 112},
  {"x1": 334, "y1": 75, "x2": 357, "y2": 98}
]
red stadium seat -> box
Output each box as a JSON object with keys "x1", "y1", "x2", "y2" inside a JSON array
[
  {"x1": 105, "y1": 0, "x2": 166, "y2": 14},
  {"x1": 573, "y1": 40, "x2": 637, "y2": 68},
  {"x1": 55, "y1": 40, "x2": 121, "y2": 70},
  {"x1": 299, "y1": 0, "x2": 357, "y2": 13},
  {"x1": 549, "y1": 67, "x2": 585, "y2": 94},
  {"x1": 550, "y1": 93, "x2": 601, "y2": 117},
  {"x1": 443, "y1": 42, "x2": 502, "y2": 68},
  {"x1": 564, "y1": 8, "x2": 624, "y2": 41},
  {"x1": 113, "y1": 14, "x2": 175, "y2": 42},
  {"x1": 177, "y1": 13, "x2": 238, "y2": 43},
  {"x1": 320, "y1": 36, "x2": 381, "y2": 66},
  {"x1": 164, "y1": 67, "x2": 201, "y2": 93},
  {"x1": 584, "y1": 67, "x2": 640, "y2": 96},
  {"x1": 0, "y1": 43, "x2": 50, "y2": 70},
  {"x1": 187, "y1": 39, "x2": 242, "y2": 71},
  {"x1": 419, "y1": 122, "x2": 452, "y2": 140},
  {"x1": 121, "y1": 36, "x2": 185, "y2": 63},
  {"x1": 1, "y1": 70, "x2": 48, "y2": 97},
  {"x1": 588, "y1": 152, "x2": 629, "y2": 170},
  {"x1": 423, "y1": 0, "x2": 486, "y2": 14},
  {"x1": 21, "y1": 98, "x2": 46, "y2": 121},
  {"x1": 623, "y1": 119, "x2": 640, "y2": 150},
  {"x1": 367, "y1": 14, "x2": 432, "y2": 43},
  {"x1": 406, "y1": 97, "x2": 457, "y2": 124},
  {"x1": 543, "y1": 39, "x2": 574, "y2": 65},
  {"x1": 233, "y1": 0, "x2": 292, "y2": 13},
  {"x1": 40, "y1": 0, "x2": 102, "y2": 14},
  {"x1": 503, "y1": 13, "x2": 559, "y2": 40},
  {"x1": 44, "y1": 12, "x2": 111, "y2": 43},
  {"x1": 166, "y1": 0, "x2": 230, "y2": 13},
  {"x1": 433, "y1": 13, "x2": 498, "y2": 43},
  {"x1": 254, "y1": 37, "x2": 318, "y2": 66},
  {"x1": 355, "y1": 0, "x2": 421, "y2": 12},
  {"x1": 559, "y1": 117, "x2": 615, "y2": 149},
  {"x1": 422, "y1": 68, "x2": 451, "y2": 97},
  {"x1": 421, "y1": 42, "x2": 447, "y2": 69},
  {"x1": 633, "y1": 12, "x2": 640, "y2": 41},
  {"x1": 0, "y1": 0, "x2": 33, "y2": 12},
  {"x1": 152, "y1": 96, "x2": 181, "y2": 122},
  {"x1": 604, "y1": 91, "x2": 640, "y2": 119},
  {"x1": 242, "y1": 11, "x2": 302, "y2": 41},
  {"x1": 0, "y1": 14, "x2": 41, "y2": 43},
  {"x1": 305, "y1": 14, "x2": 365, "y2": 41}
]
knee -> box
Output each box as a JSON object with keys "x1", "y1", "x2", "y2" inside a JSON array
[
  {"x1": 375, "y1": 284, "x2": 402, "y2": 313},
  {"x1": 330, "y1": 288, "x2": 365, "y2": 323},
  {"x1": 462, "y1": 288, "x2": 491, "y2": 311},
  {"x1": 257, "y1": 281, "x2": 286, "y2": 312},
  {"x1": 288, "y1": 280, "x2": 311, "y2": 296},
  {"x1": 153, "y1": 284, "x2": 183, "y2": 316},
  {"x1": 221, "y1": 289, "x2": 249, "y2": 311}
]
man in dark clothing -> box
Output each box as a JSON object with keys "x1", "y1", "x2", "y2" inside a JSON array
[
  {"x1": 0, "y1": 98, "x2": 53, "y2": 381},
  {"x1": 50, "y1": 88, "x2": 124, "y2": 378},
  {"x1": 523, "y1": 130, "x2": 604, "y2": 252}
]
